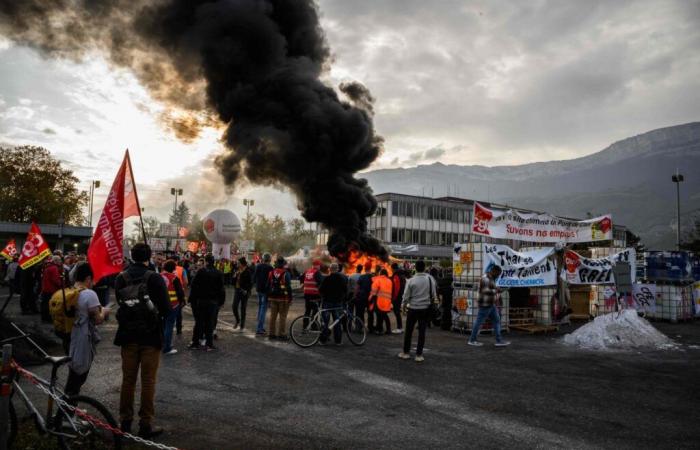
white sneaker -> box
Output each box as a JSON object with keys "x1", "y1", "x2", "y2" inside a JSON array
[
  {"x1": 467, "y1": 340, "x2": 483, "y2": 347},
  {"x1": 397, "y1": 352, "x2": 411, "y2": 360},
  {"x1": 392, "y1": 329, "x2": 404, "y2": 334},
  {"x1": 165, "y1": 349, "x2": 178, "y2": 355},
  {"x1": 199, "y1": 339, "x2": 206, "y2": 346},
  {"x1": 415, "y1": 355, "x2": 425, "y2": 363},
  {"x1": 232, "y1": 325, "x2": 240, "y2": 331},
  {"x1": 495, "y1": 341, "x2": 511, "y2": 347}
]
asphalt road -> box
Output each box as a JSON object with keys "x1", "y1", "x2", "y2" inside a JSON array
[{"x1": 4, "y1": 286, "x2": 700, "y2": 450}]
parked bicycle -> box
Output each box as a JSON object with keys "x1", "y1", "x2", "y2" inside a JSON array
[
  {"x1": 289, "y1": 302, "x2": 367, "y2": 348},
  {"x1": 2, "y1": 326, "x2": 121, "y2": 449}
]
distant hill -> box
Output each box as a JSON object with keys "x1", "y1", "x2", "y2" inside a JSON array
[{"x1": 363, "y1": 122, "x2": 700, "y2": 250}]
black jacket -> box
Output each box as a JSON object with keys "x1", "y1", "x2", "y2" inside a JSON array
[
  {"x1": 253, "y1": 263, "x2": 273, "y2": 293},
  {"x1": 320, "y1": 272, "x2": 348, "y2": 304},
  {"x1": 113, "y1": 263, "x2": 170, "y2": 348},
  {"x1": 235, "y1": 267, "x2": 253, "y2": 291},
  {"x1": 189, "y1": 265, "x2": 225, "y2": 306}
]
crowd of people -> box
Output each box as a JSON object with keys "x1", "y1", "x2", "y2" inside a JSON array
[{"x1": 0, "y1": 242, "x2": 510, "y2": 440}]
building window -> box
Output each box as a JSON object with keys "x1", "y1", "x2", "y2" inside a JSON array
[
  {"x1": 392, "y1": 201, "x2": 399, "y2": 216},
  {"x1": 406, "y1": 202, "x2": 413, "y2": 218}
]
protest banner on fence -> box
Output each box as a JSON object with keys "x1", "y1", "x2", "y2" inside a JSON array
[
  {"x1": 484, "y1": 244, "x2": 556, "y2": 287},
  {"x1": 472, "y1": 202, "x2": 612, "y2": 243},
  {"x1": 563, "y1": 248, "x2": 636, "y2": 285},
  {"x1": 632, "y1": 284, "x2": 657, "y2": 313},
  {"x1": 150, "y1": 238, "x2": 167, "y2": 252}
]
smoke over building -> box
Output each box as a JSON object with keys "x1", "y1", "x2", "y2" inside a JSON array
[{"x1": 0, "y1": 0, "x2": 387, "y2": 260}]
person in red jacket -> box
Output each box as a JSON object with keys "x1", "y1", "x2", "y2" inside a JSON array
[{"x1": 40, "y1": 255, "x2": 64, "y2": 323}]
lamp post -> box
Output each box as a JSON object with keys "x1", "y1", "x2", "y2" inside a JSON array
[
  {"x1": 88, "y1": 180, "x2": 101, "y2": 226},
  {"x1": 672, "y1": 170, "x2": 684, "y2": 251},
  {"x1": 243, "y1": 199, "x2": 254, "y2": 237}
]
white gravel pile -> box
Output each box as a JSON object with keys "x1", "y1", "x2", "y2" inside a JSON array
[{"x1": 563, "y1": 310, "x2": 676, "y2": 351}]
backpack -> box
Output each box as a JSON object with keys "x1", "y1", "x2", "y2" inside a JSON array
[
  {"x1": 49, "y1": 286, "x2": 83, "y2": 338},
  {"x1": 116, "y1": 271, "x2": 160, "y2": 335},
  {"x1": 269, "y1": 269, "x2": 288, "y2": 297}
]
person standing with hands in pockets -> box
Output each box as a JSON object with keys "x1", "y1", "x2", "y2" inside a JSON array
[{"x1": 398, "y1": 260, "x2": 437, "y2": 363}]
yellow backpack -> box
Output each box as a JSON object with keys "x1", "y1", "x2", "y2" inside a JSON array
[{"x1": 49, "y1": 286, "x2": 84, "y2": 337}]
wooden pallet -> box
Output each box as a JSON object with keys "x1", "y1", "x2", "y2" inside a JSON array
[{"x1": 510, "y1": 324, "x2": 559, "y2": 334}]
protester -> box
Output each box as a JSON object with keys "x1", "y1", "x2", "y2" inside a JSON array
[
  {"x1": 65, "y1": 262, "x2": 108, "y2": 397},
  {"x1": 399, "y1": 260, "x2": 437, "y2": 363},
  {"x1": 161, "y1": 260, "x2": 185, "y2": 355},
  {"x1": 19, "y1": 265, "x2": 39, "y2": 315},
  {"x1": 318, "y1": 263, "x2": 347, "y2": 345},
  {"x1": 438, "y1": 269, "x2": 454, "y2": 331},
  {"x1": 370, "y1": 268, "x2": 394, "y2": 335},
  {"x1": 68, "y1": 254, "x2": 87, "y2": 285},
  {"x1": 114, "y1": 243, "x2": 170, "y2": 438},
  {"x1": 468, "y1": 265, "x2": 510, "y2": 347},
  {"x1": 253, "y1": 253, "x2": 273, "y2": 336},
  {"x1": 390, "y1": 263, "x2": 406, "y2": 334},
  {"x1": 355, "y1": 263, "x2": 374, "y2": 332},
  {"x1": 40, "y1": 255, "x2": 64, "y2": 323},
  {"x1": 188, "y1": 254, "x2": 225, "y2": 350},
  {"x1": 173, "y1": 256, "x2": 188, "y2": 335},
  {"x1": 267, "y1": 257, "x2": 292, "y2": 341},
  {"x1": 4, "y1": 256, "x2": 19, "y2": 303},
  {"x1": 302, "y1": 260, "x2": 323, "y2": 327},
  {"x1": 232, "y1": 257, "x2": 253, "y2": 332}
]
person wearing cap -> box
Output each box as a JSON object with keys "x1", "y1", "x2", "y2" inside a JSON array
[{"x1": 253, "y1": 253, "x2": 274, "y2": 336}]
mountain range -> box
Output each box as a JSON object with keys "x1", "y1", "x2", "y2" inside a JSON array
[{"x1": 363, "y1": 122, "x2": 700, "y2": 250}]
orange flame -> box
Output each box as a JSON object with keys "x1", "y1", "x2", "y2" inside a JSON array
[{"x1": 343, "y1": 250, "x2": 399, "y2": 276}]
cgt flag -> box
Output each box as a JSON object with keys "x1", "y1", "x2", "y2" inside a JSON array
[
  {"x1": 0, "y1": 239, "x2": 17, "y2": 260},
  {"x1": 18, "y1": 223, "x2": 51, "y2": 269},
  {"x1": 88, "y1": 150, "x2": 144, "y2": 283}
]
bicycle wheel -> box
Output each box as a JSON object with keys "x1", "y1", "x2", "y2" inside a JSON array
[
  {"x1": 346, "y1": 316, "x2": 367, "y2": 346},
  {"x1": 55, "y1": 395, "x2": 122, "y2": 449},
  {"x1": 289, "y1": 315, "x2": 321, "y2": 348}
]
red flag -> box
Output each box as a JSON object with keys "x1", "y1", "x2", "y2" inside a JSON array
[
  {"x1": 88, "y1": 150, "x2": 144, "y2": 283},
  {"x1": 0, "y1": 239, "x2": 17, "y2": 260},
  {"x1": 18, "y1": 223, "x2": 51, "y2": 269}
]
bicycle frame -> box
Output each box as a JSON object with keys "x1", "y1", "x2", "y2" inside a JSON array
[{"x1": 316, "y1": 303, "x2": 351, "y2": 330}]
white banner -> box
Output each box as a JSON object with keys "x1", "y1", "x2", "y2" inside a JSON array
[
  {"x1": 150, "y1": 238, "x2": 167, "y2": 252},
  {"x1": 168, "y1": 238, "x2": 187, "y2": 252},
  {"x1": 472, "y1": 202, "x2": 612, "y2": 243},
  {"x1": 484, "y1": 244, "x2": 556, "y2": 287},
  {"x1": 159, "y1": 223, "x2": 178, "y2": 238},
  {"x1": 631, "y1": 284, "x2": 657, "y2": 313},
  {"x1": 563, "y1": 249, "x2": 636, "y2": 285}
]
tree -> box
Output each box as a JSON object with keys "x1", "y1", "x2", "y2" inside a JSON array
[
  {"x1": 244, "y1": 214, "x2": 315, "y2": 255},
  {"x1": 0, "y1": 146, "x2": 88, "y2": 225},
  {"x1": 186, "y1": 212, "x2": 206, "y2": 242},
  {"x1": 681, "y1": 217, "x2": 700, "y2": 252},
  {"x1": 169, "y1": 201, "x2": 191, "y2": 228}
]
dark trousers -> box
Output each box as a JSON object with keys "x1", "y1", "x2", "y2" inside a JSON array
[
  {"x1": 365, "y1": 299, "x2": 375, "y2": 331},
  {"x1": 321, "y1": 302, "x2": 343, "y2": 344},
  {"x1": 176, "y1": 307, "x2": 183, "y2": 334},
  {"x1": 354, "y1": 301, "x2": 368, "y2": 329},
  {"x1": 192, "y1": 301, "x2": 219, "y2": 347},
  {"x1": 441, "y1": 296, "x2": 453, "y2": 330},
  {"x1": 303, "y1": 296, "x2": 320, "y2": 327},
  {"x1": 375, "y1": 310, "x2": 391, "y2": 334},
  {"x1": 40, "y1": 292, "x2": 53, "y2": 322},
  {"x1": 392, "y1": 300, "x2": 403, "y2": 329},
  {"x1": 233, "y1": 289, "x2": 249, "y2": 328},
  {"x1": 403, "y1": 308, "x2": 429, "y2": 356},
  {"x1": 65, "y1": 368, "x2": 89, "y2": 397}
]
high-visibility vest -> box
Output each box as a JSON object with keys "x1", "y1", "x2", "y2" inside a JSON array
[
  {"x1": 303, "y1": 268, "x2": 320, "y2": 297},
  {"x1": 161, "y1": 272, "x2": 179, "y2": 309},
  {"x1": 370, "y1": 275, "x2": 393, "y2": 312},
  {"x1": 175, "y1": 265, "x2": 187, "y2": 289}
]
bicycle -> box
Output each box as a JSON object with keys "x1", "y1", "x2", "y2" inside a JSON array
[
  {"x1": 289, "y1": 302, "x2": 367, "y2": 348},
  {"x1": 2, "y1": 325, "x2": 121, "y2": 449}
]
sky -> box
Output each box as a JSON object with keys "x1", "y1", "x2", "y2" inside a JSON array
[{"x1": 0, "y1": 0, "x2": 699, "y2": 225}]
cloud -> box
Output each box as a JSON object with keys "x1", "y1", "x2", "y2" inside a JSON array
[{"x1": 424, "y1": 147, "x2": 446, "y2": 160}]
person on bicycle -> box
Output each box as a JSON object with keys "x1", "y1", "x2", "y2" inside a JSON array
[
  {"x1": 319, "y1": 263, "x2": 347, "y2": 345},
  {"x1": 302, "y1": 260, "x2": 324, "y2": 328}
]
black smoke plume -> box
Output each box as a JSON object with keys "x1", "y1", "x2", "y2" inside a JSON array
[{"x1": 0, "y1": 0, "x2": 387, "y2": 261}]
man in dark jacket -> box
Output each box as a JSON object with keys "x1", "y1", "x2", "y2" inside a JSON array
[
  {"x1": 355, "y1": 263, "x2": 374, "y2": 332},
  {"x1": 253, "y1": 253, "x2": 273, "y2": 336},
  {"x1": 319, "y1": 263, "x2": 347, "y2": 344},
  {"x1": 232, "y1": 257, "x2": 253, "y2": 331},
  {"x1": 390, "y1": 263, "x2": 407, "y2": 334},
  {"x1": 438, "y1": 270, "x2": 454, "y2": 330},
  {"x1": 188, "y1": 254, "x2": 225, "y2": 350},
  {"x1": 114, "y1": 243, "x2": 170, "y2": 439}
]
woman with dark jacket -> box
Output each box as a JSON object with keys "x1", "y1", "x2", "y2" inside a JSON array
[{"x1": 232, "y1": 258, "x2": 253, "y2": 332}]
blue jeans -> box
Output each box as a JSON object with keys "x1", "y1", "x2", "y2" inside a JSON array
[
  {"x1": 321, "y1": 302, "x2": 343, "y2": 343},
  {"x1": 256, "y1": 292, "x2": 268, "y2": 333},
  {"x1": 469, "y1": 305, "x2": 503, "y2": 343},
  {"x1": 163, "y1": 306, "x2": 179, "y2": 353}
]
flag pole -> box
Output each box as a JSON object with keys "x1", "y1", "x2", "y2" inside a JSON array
[{"x1": 125, "y1": 149, "x2": 148, "y2": 245}]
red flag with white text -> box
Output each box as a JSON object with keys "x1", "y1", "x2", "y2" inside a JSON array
[
  {"x1": 87, "y1": 151, "x2": 143, "y2": 283},
  {"x1": 18, "y1": 223, "x2": 51, "y2": 269},
  {"x1": 0, "y1": 239, "x2": 17, "y2": 260}
]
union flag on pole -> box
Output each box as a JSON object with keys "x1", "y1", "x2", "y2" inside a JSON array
[
  {"x1": 18, "y1": 223, "x2": 51, "y2": 269},
  {"x1": 88, "y1": 150, "x2": 144, "y2": 283},
  {"x1": 0, "y1": 239, "x2": 18, "y2": 260}
]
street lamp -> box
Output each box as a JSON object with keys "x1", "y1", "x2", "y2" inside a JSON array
[
  {"x1": 672, "y1": 170, "x2": 684, "y2": 251},
  {"x1": 243, "y1": 199, "x2": 254, "y2": 236},
  {"x1": 88, "y1": 180, "x2": 101, "y2": 226}
]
